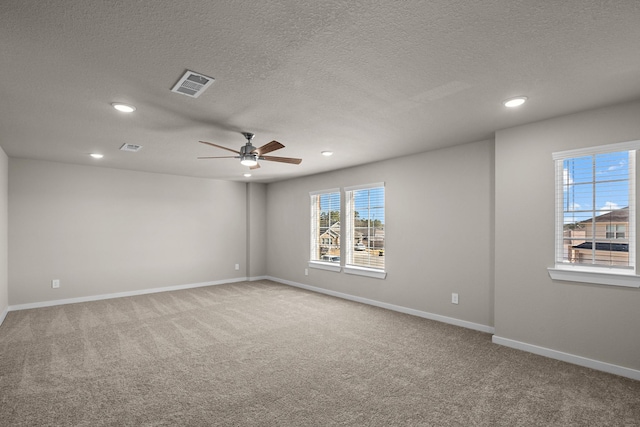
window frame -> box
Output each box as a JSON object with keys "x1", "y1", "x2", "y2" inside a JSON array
[
  {"x1": 344, "y1": 182, "x2": 387, "y2": 279},
  {"x1": 309, "y1": 188, "x2": 342, "y2": 272},
  {"x1": 549, "y1": 140, "x2": 640, "y2": 288}
]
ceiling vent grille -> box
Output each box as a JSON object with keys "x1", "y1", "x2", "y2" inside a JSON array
[
  {"x1": 171, "y1": 70, "x2": 215, "y2": 98},
  {"x1": 120, "y1": 143, "x2": 142, "y2": 152}
]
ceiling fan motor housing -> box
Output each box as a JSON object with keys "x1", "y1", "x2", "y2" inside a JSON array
[
  {"x1": 240, "y1": 143, "x2": 258, "y2": 162},
  {"x1": 240, "y1": 144, "x2": 256, "y2": 155},
  {"x1": 240, "y1": 132, "x2": 258, "y2": 163},
  {"x1": 239, "y1": 141, "x2": 258, "y2": 166}
]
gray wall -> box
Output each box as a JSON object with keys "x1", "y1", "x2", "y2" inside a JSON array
[
  {"x1": 5, "y1": 100, "x2": 639, "y2": 372},
  {"x1": 247, "y1": 182, "x2": 267, "y2": 278},
  {"x1": 494, "y1": 100, "x2": 640, "y2": 370},
  {"x1": 266, "y1": 139, "x2": 495, "y2": 328},
  {"x1": 8, "y1": 159, "x2": 248, "y2": 305},
  {"x1": 0, "y1": 148, "x2": 7, "y2": 317}
]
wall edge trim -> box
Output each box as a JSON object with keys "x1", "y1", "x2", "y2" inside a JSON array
[
  {"x1": 0, "y1": 306, "x2": 8, "y2": 327},
  {"x1": 8, "y1": 277, "x2": 248, "y2": 311},
  {"x1": 266, "y1": 276, "x2": 495, "y2": 334},
  {"x1": 492, "y1": 335, "x2": 640, "y2": 381}
]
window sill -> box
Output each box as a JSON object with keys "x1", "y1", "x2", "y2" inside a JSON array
[
  {"x1": 344, "y1": 265, "x2": 387, "y2": 279},
  {"x1": 548, "y1": 266, "x2": 640, "y2": 288},
  {"x1": 308, "y1": 261, "x2": 341, "y2": 273}
]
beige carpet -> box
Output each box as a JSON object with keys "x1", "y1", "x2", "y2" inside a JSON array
[{"x1": 0, "y1": 280, "x2": 639, "y2": 426}]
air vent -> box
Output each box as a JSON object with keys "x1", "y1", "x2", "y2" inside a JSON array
[
  {"x1": 171, "y1": 70, "x2": 215, "y2": 98},
  {"x1": 120, "y1": 143, "x2": 142, "y2": 152}
]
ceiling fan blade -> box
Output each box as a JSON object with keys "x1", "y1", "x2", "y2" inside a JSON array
[
  {"x1": 197, "y1": 156, "x2": 238, "y2": 159},
  {"x1": 260, "y1": 155, "x2": 302, "y2": 165},
  {"x1": 252, "y1": 140, "x2": 284, "y2": 156},
  {"x1": 250, "y1": 163, "x2": 261, "y2": 170},
  {"x1": 199, "y1": 141, "x2": 241, "y2": 154}
]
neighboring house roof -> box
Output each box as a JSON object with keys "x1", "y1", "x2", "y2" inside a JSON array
[
  {"x1": 572, "y1": 242, "x2": 629, "y2": 252},
  {"x1": 578, "y1": 207, "x2": 628, "y2": 224},
  {"x1": 321, "y1": 229, "x2": 340, "y2": 239},
  {"x1": 319, "y1": 221, "x2": 364, "y2": 240},
  {"x1": 320, "y1": 222, "x2": 340, "y2": 239}
]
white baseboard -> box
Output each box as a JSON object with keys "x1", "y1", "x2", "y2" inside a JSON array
[
  {"x1": 8, "y1": 277, "x2": 248, "y2": 312},
  {"x1": 272, "y1": 276, "x2": 639, "y2": 381},
  {"x1": 8, "y1": 276, "x2": 635, "y2": 381},
  {"x1": 0, "y1": 305, "x2": 8, "y2": 327},
  {"x1": 267, "y1": 276, "x2": 495, "y2": 334},
  {"x1": 492, "y1": 335, "x2": 640, "y2": 381}
]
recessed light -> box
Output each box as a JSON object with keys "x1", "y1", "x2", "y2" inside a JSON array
[
  {"x1": 90, "y1": 153, "x2": 104, "y2": 159},
  {"x1": 321, "y1": 151, "x2": 333, "y2": 157},
  {"x1": 243, "y1": 173, "x2": 252, "y2": 177},
  {"x1": 111, "y1": 102, "x2": 136, "y2": 113},
  {"x1": 503, "y1": 96, "x2": 528, "y2": 108}
]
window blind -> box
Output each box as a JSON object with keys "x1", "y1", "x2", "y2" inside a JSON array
[
  {"x1": 556, "y1": 149, "x2": 635, "y2": 268},
  {"x1": 345, "y1": 183, "x2": 385, "y2": 270},
  {"x1": 310, "y1": 189, "x2": 341, "y2": 263}
]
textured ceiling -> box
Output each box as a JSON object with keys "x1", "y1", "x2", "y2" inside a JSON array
[{"x1": 1, "y1": 1, "x2": 640, "y2": 182}]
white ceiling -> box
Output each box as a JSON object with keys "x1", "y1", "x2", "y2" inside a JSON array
[{"x1": 1, "y1": 1, "x2": 639, "y2": 183}]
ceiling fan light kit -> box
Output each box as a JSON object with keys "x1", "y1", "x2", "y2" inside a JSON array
[
  {"x1": 199, "y1": 132, "x2": 302, "y2": 169},
  {"x1": 240, "y1": 155, "x2": 258, "y2": 167}
]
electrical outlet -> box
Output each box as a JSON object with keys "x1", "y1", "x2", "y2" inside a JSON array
[
  {"x1": 451, "y1": 293, "x2": 459, "y2": 304},
  {"x1": 52, "y1": 279, "x2": 60, "y2": 289},
  {"x1": 235, "y1": 264, "x2": 240, "y2": 271},
  {"x1": 305, "y1": 268, "x2": 309, "y2": 276}
]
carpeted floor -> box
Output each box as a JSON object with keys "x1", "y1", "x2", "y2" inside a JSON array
[{"x1": 0, "y1": 280, "x2": 639, "y2": 426}]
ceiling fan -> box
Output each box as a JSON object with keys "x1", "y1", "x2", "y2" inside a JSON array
[{"x1": 198, "y1": 132, "x2": 302, "y2": 170}]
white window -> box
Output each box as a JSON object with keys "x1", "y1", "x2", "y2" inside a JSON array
[
  {"x1": 309, "y1": 189, "x2": 341, "y2": 272},
  {"x1": 549, "y1": 140, "x2": 640, "y2": 288},
  {"x1": 344, "y1": 183, "x2": 386, "y2": 279},
  {"x1": 606, "y1": 224, "x2": 626, "y2": 239}
]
